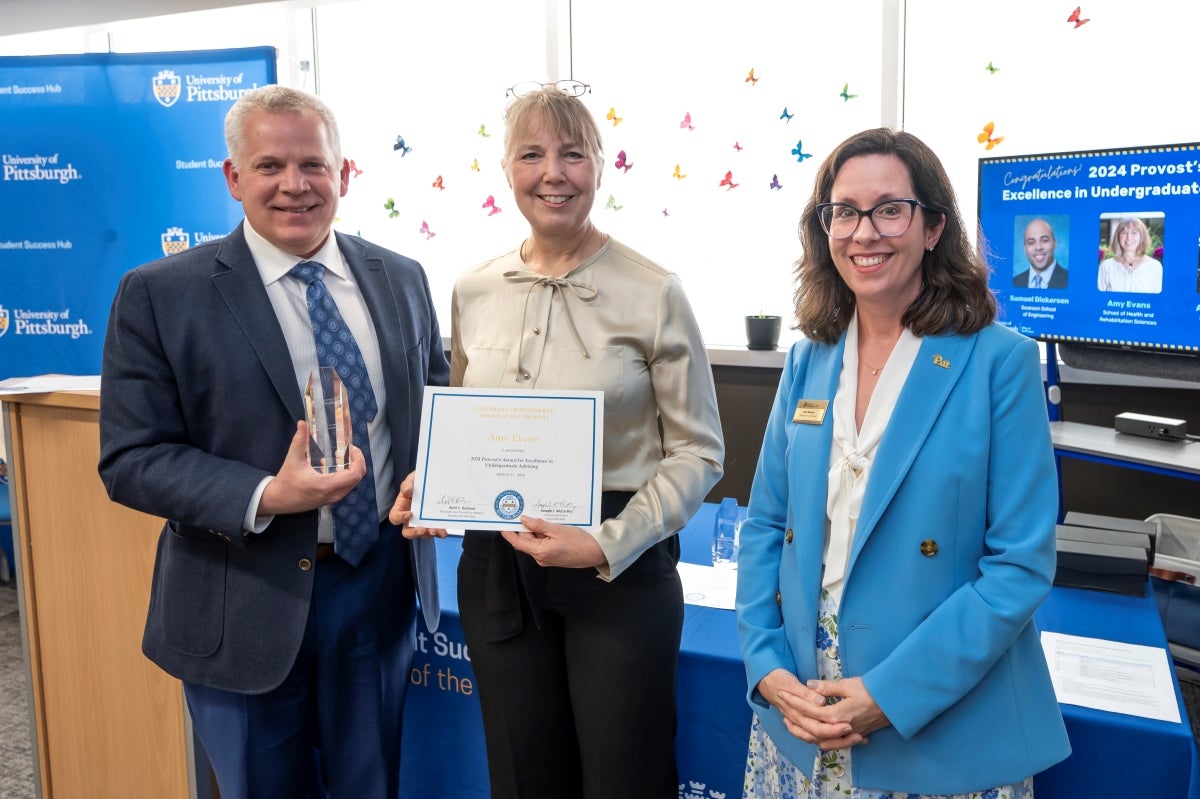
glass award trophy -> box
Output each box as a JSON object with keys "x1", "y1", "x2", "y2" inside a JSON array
[{"x1": 304, "y1": 367, "x2": 352, "y2": 472}]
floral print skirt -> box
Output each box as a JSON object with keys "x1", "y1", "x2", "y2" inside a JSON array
[{"x1": 743, "y1": 589, "x2": 1035, "y2": 799}]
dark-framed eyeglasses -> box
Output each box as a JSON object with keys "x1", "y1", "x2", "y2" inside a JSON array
[
  {"x1": 815, "y1": 199, "x2": 932, "y2": 239},
  {"x1": 505, "y1": 80, "x2": 591, "y2": 99}
]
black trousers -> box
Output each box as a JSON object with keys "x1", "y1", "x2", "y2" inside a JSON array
[{"x1": 458, "y1": 493, "x2": 684, "y2": 799}]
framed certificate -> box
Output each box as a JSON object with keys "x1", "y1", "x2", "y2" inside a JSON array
[{"x1": 411, "y1": 387, "x2": 604, "y2": 531}]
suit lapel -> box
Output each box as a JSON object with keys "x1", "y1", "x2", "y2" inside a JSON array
[
  {"x1": 211, "y1": 226, "x2": 304, "y2": 420},
  {"x1": 337, "y1": 233, "x2": 413, "y2": 484},
  {"x1": 790, "y1": 338, "x2": 845, "y2": 537},
  {"x1": 847, "y1": 333, "x2": 976, "y2": 569}
]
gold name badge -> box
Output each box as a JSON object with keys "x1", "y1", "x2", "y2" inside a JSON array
[{"x1": 793, "y1": 399, "x2": 829, "y2": 425}]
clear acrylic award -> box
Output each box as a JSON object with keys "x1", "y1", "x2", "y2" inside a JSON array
[{"x1": 304, "y1": 367, "x2": 352, "y2": 472}]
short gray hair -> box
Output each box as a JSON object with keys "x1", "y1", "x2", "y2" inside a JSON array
[{"x1": 224, "y1": 85, "x2": 342, "y2": 168}]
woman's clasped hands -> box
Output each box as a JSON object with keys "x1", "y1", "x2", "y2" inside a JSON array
[{"x1": 757, "y1": 668, "x2": 890, "y2": 751}]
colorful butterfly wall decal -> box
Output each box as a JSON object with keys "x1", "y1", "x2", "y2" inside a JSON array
[
  {"x1": 672, "y1": 164, "x2": 687, "y2": 180},
  {"x1": 393, "y1": 135, "x2": 412, "y2": 156},
  {"x1": 791, "y1": 140, "x2": 812, "y2": 162},
  {"x1": 1067, "y1": 6, "x2": 1089, "y2": 27},
  {"x1": 985, "y1": 61, "x2": 999, "y2": 74},
  {"x1": 680, "y1": 112, "x2": 695, "y2": 131},
  {"x1": 733, "y1": 141, "x2": 743, "y2": 152},
  {"x1": 348, "y1": 159, "x2": 363, "y2": 178},
  {"x1": 470, "y1": 159, "x2": 480, "y2": 172},
  {"x1": 839, "y1": 83, "x2": 858, "y2": 101},
  {"x1": 482, "y1": 195, "x2": 501, "y2": 215},
  {"x1": 977, "y1": 121, "x2": 1004, "y2": 149},
  {"x1": 719, "y1": 171, "x2": 739, "y2": 190},
  {"x1": 432, "y1": 175, "x2": 444, "y2": 190},
  {"x1": 419, "y1": 220, "x2": 436, "y2": 239},
  {"x1": 606, "y1": 107, "x2": 623, "y2": 126},
  {"x1": 745, "y1": 68, "x2": 759, "y2": 86},
  {"x1": 780, "y1": 107, "x2": 794, "y2": 123},
  {"x1": 769, "y1": 174, "x2": 782, "y2": 190},
  {"x1": 383, "y1": 198, "x2": 399, "y2": 219},
  {"x1": 605, "y1": 194, "x2": 623, "y2": 211},
  {"x1": 477, "y1": 124, "x2": 490, "y2": 138},
  {"x1": 662, "y1": 208, "x2": 670, "y2": 216},
  {"x1": 614, "y1": 150, "x2": 633, "y2": 172}
]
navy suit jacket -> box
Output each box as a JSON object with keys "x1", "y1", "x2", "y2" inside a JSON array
[
  {"x1": 99, "y1": 224, "x2": 449, "y2": 694},
  {"x1": 1013, "y1": 261, "x2": 1068, "y2": 288}
]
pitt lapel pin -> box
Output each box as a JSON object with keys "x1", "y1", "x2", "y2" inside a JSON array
[
  {"x1": 793, "y1": 399, "x2": 829, "y2": 424},
  {"x1": 933, "y1": 354, "x2": 950, "y2": 369}
]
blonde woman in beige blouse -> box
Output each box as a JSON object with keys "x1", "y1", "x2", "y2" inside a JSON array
[{"x1": 448, "y1": 82, "x2": 723, "y2": 799}]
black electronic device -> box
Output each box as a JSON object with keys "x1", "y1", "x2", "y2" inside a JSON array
[{"x1": 1115, "y1": 411, "x2": 1188, "y2": 441}]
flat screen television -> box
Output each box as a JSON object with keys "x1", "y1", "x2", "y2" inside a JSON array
[{"x1": 978, "y1": 142, "x2": 1200, "y2": 355}]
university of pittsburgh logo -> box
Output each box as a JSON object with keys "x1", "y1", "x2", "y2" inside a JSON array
[
  {"x1": 152, "y1": 70, "x2": 182, "y2": 108},
  {"x1": 161, "y1": 227, "x2": 190, "y2": 256},
  {"x1": 0, "y1": 305, "x2": 8, "y2": 337},
  {"x1": 494, "y1": 490, "x2": 524, "y2": 521}
]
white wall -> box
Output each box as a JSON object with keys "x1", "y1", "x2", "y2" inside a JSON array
[{"x1": 1, "y1": 0, "x2": 1196, "y2": 356}]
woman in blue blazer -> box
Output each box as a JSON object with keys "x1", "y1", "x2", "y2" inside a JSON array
[{"x1": 737, "y1": 128, "x2": 1070, "y2": 798}]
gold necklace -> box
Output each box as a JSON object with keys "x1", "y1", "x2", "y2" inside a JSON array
[{"x1": 862, "y1": 359, "x2": 884, "y2": 376}]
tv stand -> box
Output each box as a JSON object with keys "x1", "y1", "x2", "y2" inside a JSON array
[{"x1": 1044, "y1": 342, "x2": 1200, "y2": 520}]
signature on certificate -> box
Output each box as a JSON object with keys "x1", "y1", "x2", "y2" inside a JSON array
[
  {"x1": 436, "y1": 494, "x2": 478, "y2": 513},
  {"x1": 534, "y1": 499, "x2": 579, "y2": 515}
]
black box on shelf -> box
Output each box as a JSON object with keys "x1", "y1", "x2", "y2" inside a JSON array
[
  {"x1": 1054, "y1": 538, "x2": 1148, "y2": 597},
  {"x1": 1062, "y1": 511, "x2": 1158, "y2": 563},
  {"x1": 1056, "y1": 524, "x2": 1153, "y2": 563}
]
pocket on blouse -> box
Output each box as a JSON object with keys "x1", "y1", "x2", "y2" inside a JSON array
[
  {"x1": 551, "y1": 346, "x2": 625, "y2": 415},
  {"x1": 462, "y1": 346, "x2": 513, "y2": 387}
]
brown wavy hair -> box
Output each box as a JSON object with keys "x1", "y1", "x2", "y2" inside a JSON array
[{"x1": 794, "y1": 128, "x2": 996, "y2": 344}]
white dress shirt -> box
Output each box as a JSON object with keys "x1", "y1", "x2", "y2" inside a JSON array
[{"x1": 241, "y1": 222, "x2": 392, "y2": 540}]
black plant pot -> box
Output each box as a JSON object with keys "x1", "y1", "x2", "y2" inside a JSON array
[{"x1": 745, "y1": 316, "x2": 781, "y2": 350}]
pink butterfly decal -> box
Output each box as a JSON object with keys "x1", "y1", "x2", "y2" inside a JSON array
[
  {"x1": 419, "y1": 220, "x2": 436, "y2": 239},
  {"x1": 662, "y1": 208, "x2": 669, "y2": 216},
  {"x1": 680, "y1": 112, "x2": 695, "y2": 131},
  {"x1": 482, "y1": 195, "x2": 501, "y2": 215},
  {"x1": 719, "y1": 171, "x2": 739, "y2": 190},
  {"x1": 348, "y1": 159, "x2": 363, "y2": 178},
  {"x1": 614, "y1": 150, "x2": 633, "y2": 173},
  {"x1": 1067, "y1": 6, "x2": 1089, "y2": 27},
  {"x1": 432, "y1": 175, "x2": 444, "y2": 190},
  {"x1": 733, "y1": 141, "x2": 743, "y2": 152}
]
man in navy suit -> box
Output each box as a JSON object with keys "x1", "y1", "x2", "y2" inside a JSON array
[
  {"x1": 1013, "y1": 218, "x2": 1068, "y2": 288},
  {"x1": 99, "y1": 85, "x2": 448, "y2": 798}
]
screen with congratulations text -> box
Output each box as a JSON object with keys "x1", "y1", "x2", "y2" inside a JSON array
[{"x1": 979, "y1": 142, "x2": 1200, "y2": 354}]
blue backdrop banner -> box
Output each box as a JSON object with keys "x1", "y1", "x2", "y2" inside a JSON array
[{"x1": 0, "y1": 47, "x2": 277, "y2": 379}]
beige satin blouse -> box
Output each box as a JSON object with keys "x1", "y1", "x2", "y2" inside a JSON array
[{"x1": 451, "y1": 238, "x2": 725, "y2": 579}]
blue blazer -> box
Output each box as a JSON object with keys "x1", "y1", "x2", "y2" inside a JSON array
[
  {"x1": 99, "y1": 225, "x2": 449, "y2": 694},
  {"x1": 736, "y1": 324, "x2": 1070, "y2": 794}
]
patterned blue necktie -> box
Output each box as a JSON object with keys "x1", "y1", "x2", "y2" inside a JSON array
[
  {"x1": 291, "y1": 261, "x2": 379, "y2": 566},
  {"x1": 1032, "y1": 274, "x2": 1044, "y2": 289}
]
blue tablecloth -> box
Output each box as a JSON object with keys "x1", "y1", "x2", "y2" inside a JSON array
[
  {"x1": 400, "y1": 504, "x2": 1199, "y2": 799},
  {"x1": 1034, "y1": 584, "x2": 1200, "y2": 799}
]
